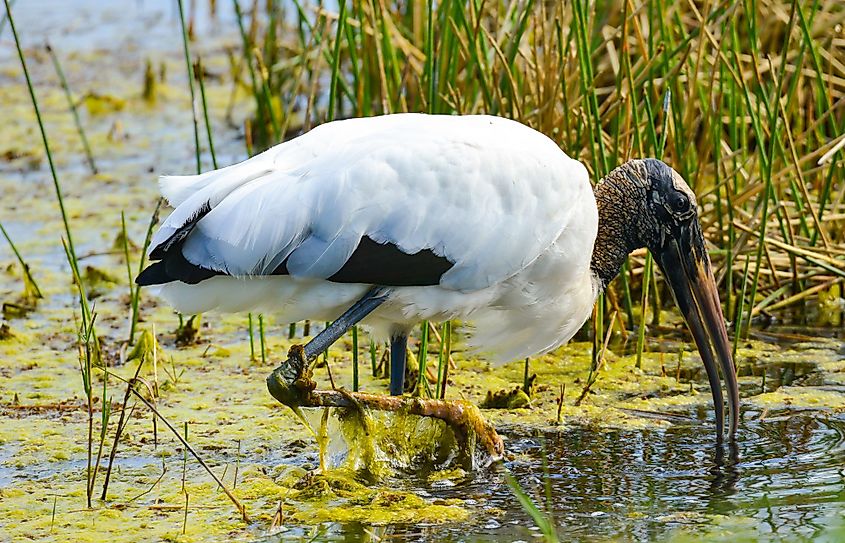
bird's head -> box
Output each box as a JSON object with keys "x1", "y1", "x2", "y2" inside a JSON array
[{"x1": 593, "y1": 158, "x2": 739, "y2": 442}]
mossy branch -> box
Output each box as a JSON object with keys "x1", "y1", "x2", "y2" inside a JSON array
[{"x1": 267, "y1": 345, "x2": 504, "y2": 462}]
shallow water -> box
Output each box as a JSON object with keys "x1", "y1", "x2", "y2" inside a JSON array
[
  {"x1": 234, "y1": 403, "x2": 845, "y2": 542},
  {"x1": 503, "y1": 412, "x2": 845, "y2": 541},
  {"x1": 1, "y1": 2, "x2": 845, "y2": 542},
  {"x1": 250, "y1": 350, "x2": 845, "y2": 542}
]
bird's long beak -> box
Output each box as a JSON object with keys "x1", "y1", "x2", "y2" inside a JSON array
[{"x1": 654, "y1": 223, "x2": 739, "y2": 442}]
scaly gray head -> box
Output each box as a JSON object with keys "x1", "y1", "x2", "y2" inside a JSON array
[{"x1": 591, "y1": 158, "x2": 739, "y2": 442}]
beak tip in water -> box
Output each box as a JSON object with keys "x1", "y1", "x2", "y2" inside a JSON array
[{"x1": 655, "y1": 240, "x2": 740, "y2": 443}]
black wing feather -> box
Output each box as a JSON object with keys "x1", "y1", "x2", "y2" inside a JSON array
[
  {"x1": 327, "y1": 237, "x2": 453, "y2": 286},
  {"x1": 137, "y1": 234, "x2": 453, "y2": 287}
]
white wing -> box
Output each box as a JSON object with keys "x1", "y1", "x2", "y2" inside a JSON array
[{"x1": 149, "y1": 114, "x2": 591, "y2": 292}]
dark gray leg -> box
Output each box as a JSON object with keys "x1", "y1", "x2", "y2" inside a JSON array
[
  {"x1": 267, "y1": 288, "x2": 390, "y2": 407},
  {"x1": 389, "y1": 334, "x2": 407, "y2": 396},
  {"x1": 297, "y1": 288, "x2": 389, "y2": 363}
]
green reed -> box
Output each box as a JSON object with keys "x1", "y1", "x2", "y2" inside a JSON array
[
  {"x1": 129, "y1": 199, "x2": 162, "y2": 345},
  {"x1": 233, "y1": 0, "x2": 845, "y2": 361},
  {"x1": 248, "y1": 314, "x2": 256, "y2": 362},
  {"x1": 5, "y1": 0, "x2": 83, "y2": 286},
  {"x1": 194, "y1": 56, "x2": 218, "y2": 169},
  {"x1": 176, "y1": 0, "x2": 202, "y2": 174},
  {"x1": 370, "y1": 339, "x2": 378, "y2": 378},
  {"x1": 120, "y1": 211, "x2": 134, "y2": 323},
  {"x1": 6, "y1": 2, "x2": 107, "y2": 507},
  {"x1": 352, "y1": 325, "x2": 359, "y2": 392},
  {"x1": 259, "y1": 314, "x2": 266, "y2": 365},
  {"x1": 0, "y1": 221, "x2": 42, "y2": 301},
  {"x1": 45, "y1": 42, "x2": 97, "y2": 175},
  {"x1": 439, "y1": 321, "x2": 451, "y2": 399},
  {"x1": 504, "y1": 468, "x2": 559, "y2": 542}
]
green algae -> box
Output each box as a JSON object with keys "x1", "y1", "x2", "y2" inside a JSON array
[
  {"x1": 80, "y1": 265, "x2": 119, "y2": 300},
  {"x1": 479, "y1": 385, "x2": 532, "y2": 409},
  {"x1": 0, "y1": 6, "x2": 844, "y2": 542},
  {"x1": 335, "y1": 408, "x2": 463, "y2": 474},
  {"x1": 747, "y1": 386, "x2": 845, "y2": 410},
  {"x1": 175, "y1": 314, "x2": 203, "y2": 346},
  {"x1": 0, "y1": 321, "x2": 15, "y2": 340},
  {"x1": 270, "y1": 468, "x2": 469, "y2": 525}
]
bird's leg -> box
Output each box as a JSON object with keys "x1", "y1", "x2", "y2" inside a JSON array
[
  {"x1": 266, "y1": 302, "x2": 505, "y2": 467},
  {"x1": 389, "y1": 334, "x2": 408, "y2": 396},
  {"x1": 302, "y1": 288, "x2": 390, "y2": 361},
  {"x1": 267, "y1": 287, "x2": 389, "y2": 405}
]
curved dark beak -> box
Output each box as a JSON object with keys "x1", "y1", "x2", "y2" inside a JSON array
[{"x1": 653, "y1": 221, "x2": 739, "y2": 442}]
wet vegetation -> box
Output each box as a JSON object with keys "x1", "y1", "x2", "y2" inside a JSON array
[{"x1": 1, "y1": 0, "x2": 844, "y2": 541}]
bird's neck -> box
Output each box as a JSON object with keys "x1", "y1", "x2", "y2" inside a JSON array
[{"x1": 590, "y1": 164, "x2": 651, "y2": 292}]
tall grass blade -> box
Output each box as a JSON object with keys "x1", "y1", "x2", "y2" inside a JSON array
[
  {"x1": 0, "y1": 221, "x2": 42, "y2": 300},
  {"x1": 504, "y1": 469, "x2": 560, "y2": 542},
  {"x1": 176, "y1": 0, "x2": 202, "y2": 173},
  {"x1": 45, "y1": 42, "x2": 97, "y2": 175}
]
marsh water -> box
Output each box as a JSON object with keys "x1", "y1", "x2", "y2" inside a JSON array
[{"x1": 1, "y1": 2, "x2": 845, "y2": 542}]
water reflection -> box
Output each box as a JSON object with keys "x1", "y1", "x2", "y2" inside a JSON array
[{"x1": 265, "y1": 409, "x2": 845, "y2": 541}]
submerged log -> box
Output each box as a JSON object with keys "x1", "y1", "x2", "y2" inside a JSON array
[{"x1": 266, "y1": 344, "x2": 504, "y2": 464}]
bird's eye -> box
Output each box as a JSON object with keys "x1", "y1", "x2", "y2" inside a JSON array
[{"x1": 670, "y1": 193, "x2": 690, "y2": 214}]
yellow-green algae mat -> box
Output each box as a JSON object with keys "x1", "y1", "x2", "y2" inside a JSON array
[
  {"x1": 4, "y1": 273, "x2": 845, "y2": 543},
  {"x1": 2, "y1": 220, "x2": 845, "y2": 541},
  {"x1": 0, "y1": 315, "x2": 479, "y2": 542},
  {"x1": 2, "y1": 7, "x2": 843, "y2": 542}
]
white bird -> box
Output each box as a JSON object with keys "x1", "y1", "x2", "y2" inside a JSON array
[{"x1": 137, "y1": 113, "x2": 738, "y2": 440}]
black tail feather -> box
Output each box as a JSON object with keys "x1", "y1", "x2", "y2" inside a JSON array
[
  {"x1": 135, "y1": 261, "x2": 171, "y2": 286},
  {"x1": 136, "y1": 250, "x2": 221, "y2": 286}
]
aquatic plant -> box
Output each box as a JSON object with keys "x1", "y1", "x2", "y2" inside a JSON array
[
  {"x1": 128, "y1": 199, "x2": 162, "y2": 345},
  {"x1": 233, "y1": 0, "x2": 845, "y2": 347},
  {"x1": 5, "y1": 0, "x2": 111, "y2": 509},
  {"x1": 0, "y1": 221, "x2": 42, "y2": 306},
  {"x1": 45, "y1": 42, "x2": 97, "y2": 175},
  {"x1": 2, "y1": 0, "x2": 845, "y2": 539},
  {"x1": 504, "y1": 468, "x2": 559, "y2": 542},
  {"x1": 176, "y1": 0, "x2": 202, "y2": 174}
]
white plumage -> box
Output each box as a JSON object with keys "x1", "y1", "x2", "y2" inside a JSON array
[
  {"x1": 149, "y1": 113, "x2": 598, "y2": 362},
  {"x1": 141, "y1": 113, "x2": 741, "y2": 438}
]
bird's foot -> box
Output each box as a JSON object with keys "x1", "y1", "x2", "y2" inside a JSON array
[
  {"x1": 266, "y1": 344, "x2": 318, "y2": 411},
  {"x1": 266, "y1": 345, "x2": 504, "y2": 467}
]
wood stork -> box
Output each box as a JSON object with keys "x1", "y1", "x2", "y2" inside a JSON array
[{"x1": 137, "y1": 113, "x2": 739, "y2": 440}]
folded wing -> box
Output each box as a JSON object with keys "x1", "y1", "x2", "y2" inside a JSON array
[{"x1": 139, "y1": 114, "x2": 591, "y2": 292}]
